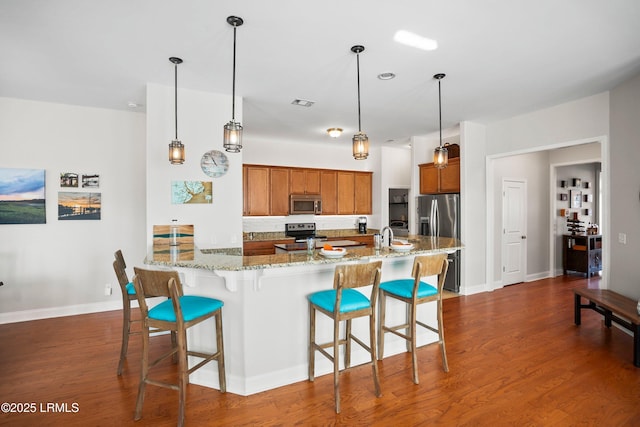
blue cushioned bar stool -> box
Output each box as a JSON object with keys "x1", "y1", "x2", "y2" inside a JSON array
[
  {"x1": 132, "y1": 267, "x2": 226, "y2": 427},
  {"x1": 377, "y1": 254, "x2": 449, "y2": 384},
  {"x1": 308, "y1": 261, "x2": 383, "y2": 413}
]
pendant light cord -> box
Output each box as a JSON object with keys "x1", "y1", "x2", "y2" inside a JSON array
[
  {"x1": 231, "y1": 24, "x2": 237, "y2": 121},
  {"x1": 356, "y1": 51, "x2": 362, "y2": 132},
  {"x1": 174, "y1": 62, "x2": 178, "y2": 140},
  {"x1": 438, "y1": 78, "x2": 442, "y2": 148}
]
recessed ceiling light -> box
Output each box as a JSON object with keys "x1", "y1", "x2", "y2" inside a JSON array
[
  {"x1": 378, "y1": 72, "x2": 396, "y2": 80},
  {"x1": 127, "y1": 101, "x2": 140, "y2": 108},
  {"x1": 393, "y1": 30, "x2": 438, "y2": 51},
  {"x1": 291, "y1": 99, "x2": 315, "y2": 107}
]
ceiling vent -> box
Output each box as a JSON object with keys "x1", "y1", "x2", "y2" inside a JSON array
[{"x1": 291, "y1": 99, "x2": 315, "y2": 107}]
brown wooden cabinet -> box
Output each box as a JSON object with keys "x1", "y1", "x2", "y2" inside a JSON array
[
  {"x1": 290, "y1": 168, "x2": 320, "y2": 194},
  {"x1": 244, "y1": 164, "x2": 372, "y2": 216},
  {"x1": 320, "y1": 170, "x2": 338, "y2": 215},
  {"x1": 354, "y1": 172, "x2": 372, "y2": 214},
  {"x1": 419, "y1": 157, "x2": 460, "y2": 194},
  {"x1": 563, "y1": 234, "x2": 602, "y2": 277},
  {"x1": 270, "y1": 167, "x2": 290, "y2": 216},
  {"x1": 337, "y1": 171, "x2": 355, "y2": 214},
  {"x1": 243, "y1": 165, "x2": 270, "y2": 215},
  {"x1": 243, "y1": 239, "x2": 292, "y2": 256}
]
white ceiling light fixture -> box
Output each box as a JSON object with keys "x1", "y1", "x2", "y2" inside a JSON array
[
  {"x1": 327, "y1": 128, "x2": 343, "y2": 138},
  {"x1": 168, "y1": 57, "x2": 185, "y2": 165},
  {"x1": 394, "y1": 30, "x2": 438, "y2": 51},
  {"x1": 223, "y1": 16, "x2": 244, "y2": 153},
  {"x1": 351, "y1": 45, "x2": 369, "y2": 160}
]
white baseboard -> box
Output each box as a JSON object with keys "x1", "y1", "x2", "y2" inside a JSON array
[
  {"x1": 526, "y1": 271, "x2": 552, "y2": 282},
  {"x1": 0, "y1": 300, "x2": 122, "y2": 325}
]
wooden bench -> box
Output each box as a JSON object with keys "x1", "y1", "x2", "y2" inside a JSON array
[{"x1": 574, "y1": 288, "x2": 640, "y2": 367}]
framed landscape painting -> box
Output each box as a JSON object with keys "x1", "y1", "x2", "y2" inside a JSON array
[
  {"x1": 58, "y1": 192, "x2": 101, "y2": 220},
  {"x1": 0, "y1": 168, "x2": 46, "y2": 224}
]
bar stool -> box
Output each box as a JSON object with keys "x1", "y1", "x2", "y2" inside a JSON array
[
  {"x1": 132, "y1": 267, "x2": 226, "y2": 427},
  {"x1": 112, "y1": 250, "x2": 140, "y2": 375},
  {"x1": 377, "y1": 254, "x2": 449, "y2": 384},
  {"x1": 307, "y1": 261, "x2": 383, "y2": 413},
  {"x1": 113, "y1": 250, "x2": 177, "y2": 376}
]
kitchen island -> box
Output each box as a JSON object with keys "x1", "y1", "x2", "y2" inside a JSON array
[{"x1": 145, "y1": 235, "x2": 462, "y2": 396}]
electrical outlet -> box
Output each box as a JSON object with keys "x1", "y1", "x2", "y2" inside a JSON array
[
  {"x1": 104, "y1": 284, "x2": 112, "y2": 296},
  {"x1": 618, "y1": 233, "x2": 627, "y2": 244}
]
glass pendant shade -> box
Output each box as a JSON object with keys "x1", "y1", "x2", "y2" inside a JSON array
[
  {"x1": 433, "y1": 145, "x2": 448, "y2": 169},
  {"x1": 352, "y1": 132, "x2": 369, "y2": 160},
  {"x1": 223, "y1": 120, "x2": 243, "y2": 153},
  {"x1": 169, "y1": 140, "x2": 185, "y2": 164}
]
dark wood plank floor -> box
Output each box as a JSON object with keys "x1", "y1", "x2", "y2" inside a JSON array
[{"x1": 2, "y1": 274, "x2": 639, "y2": 426}]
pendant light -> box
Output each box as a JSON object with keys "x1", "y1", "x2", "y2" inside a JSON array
[
  {"x1": 433, "y1": 73, "x2": 448, "y2": 169},
  {"x1": 351, "y1": 45, "x2": 369, "y2": 160},
  {"x1": 168, "y1": 57, "x2": 185, "y2": 165},
  {"x1": 223, "y1": 16, "x2": 244, "y2": 153}
]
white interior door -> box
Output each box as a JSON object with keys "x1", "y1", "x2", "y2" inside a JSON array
[{"x1": 502, "y1": 179, "x2": 527, "y2": 285}]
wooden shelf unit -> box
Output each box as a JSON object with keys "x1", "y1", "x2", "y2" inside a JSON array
[{"x1": 563, "y1": 234, "x2": 602, "y2": 277}]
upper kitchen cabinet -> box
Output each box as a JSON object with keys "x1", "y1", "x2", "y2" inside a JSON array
[
  {"x1": 270, "y1": 167, "x2": 290, "y2": 216},
  {"x1": 354, "y1": 172, "x2": 372, "y2": 214},
  {"x1": 290, "y1": 168, "x2": 321, "y2": 194},
  {"x1": 320, "y1": 170, "x2": 338, "y2": 215},
  {"x1": 337, "y1": 171, "x2": 373, "y2": 214},
  {"x1": 419, "y1": 157, "x2": 460, "y2": 194},
  {"x1": 243, "y1": 164, "x2": 372, "y2": 216},
  {"x1": 337, "y1": 171, "x2": 355, "y2": 214},
  {"x1": 243, "y1": 165, "x2": 271, "y2": 215}
]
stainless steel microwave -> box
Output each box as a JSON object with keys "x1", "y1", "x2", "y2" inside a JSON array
[{"x1": 290, "y1": 194, "x2": 322, "y2": 215}]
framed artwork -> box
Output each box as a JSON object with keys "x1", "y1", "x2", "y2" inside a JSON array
[
  {"x1": 60, "y1": 173, "x2": 78, "y2": 188},
  {"x1": 58, "y1": 192, "x2": 101, "y2": 220},
  {"x1": 559, "y1": 193, "x2": 568, "y2": 201},
  {"x1": 572, "y1": 178, "x2": 582, "y2": 187},
  {"x1": 570, "y1": 190, "x2": 582, "y2": 208},
  {"x1": 82, "y1": 174, "x2": 100, "y2": 188},
  {"x1": 584, "y1": 194, "x2": 593, "y2": 203},
  {"x1": 0, "y1": 168, "x2": 46, "y2": 224},
  {"x1": 171, "y1": 181, "x2": 213, "y2": 204}
]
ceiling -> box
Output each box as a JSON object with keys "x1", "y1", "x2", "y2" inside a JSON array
[{"x1": 2, "y1": 0, "x2": 640, "y2": 149}]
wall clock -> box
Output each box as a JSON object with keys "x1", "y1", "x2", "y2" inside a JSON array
[{"x1": 201, "y1": 150, "x2": 229, "y2": 178}]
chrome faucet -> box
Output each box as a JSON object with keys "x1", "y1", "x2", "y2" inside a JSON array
[{"x1": 380, "y1": 226, "x2": 394, "y2": 246}]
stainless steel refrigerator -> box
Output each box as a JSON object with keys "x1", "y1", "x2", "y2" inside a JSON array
[{"x1": 416, "y1": 194, "x2": 461, "y2": 292}]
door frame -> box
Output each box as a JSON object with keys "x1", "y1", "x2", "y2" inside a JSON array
[{"x1": 484, "y1": 136, "x2": 609, "y2": 294}]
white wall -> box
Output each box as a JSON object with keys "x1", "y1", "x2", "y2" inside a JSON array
[
  {"x1": 609, "y1": 72, "x2": 640, "y2": 299},
  {"x1": 0, "y1": 97, "x2": 146, "y2": 321},
  {"x1": 146, "y1": 83, "x2": 243, "y2": 250}
]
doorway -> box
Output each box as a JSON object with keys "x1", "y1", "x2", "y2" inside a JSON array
[{"x1": 502, "y1": 179, "x2": 527, "y2": 285}]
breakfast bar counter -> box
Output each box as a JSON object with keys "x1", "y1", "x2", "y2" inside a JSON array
[{"x1": 144, "y1": 235, "x2": 463, "y2": 396}]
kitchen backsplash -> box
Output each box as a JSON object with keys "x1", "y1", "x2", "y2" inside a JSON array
[{"x1": 243, "y1": 215, "x2": 370, "y2": 233}]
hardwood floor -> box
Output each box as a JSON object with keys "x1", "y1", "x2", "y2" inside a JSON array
[{"x1": 2, "y1": 274, "x2": 639, "y2": 426}]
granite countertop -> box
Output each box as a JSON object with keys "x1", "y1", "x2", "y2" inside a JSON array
[
  {"x1": 243, "y1": 229, "x2": 380, "y2": 242},
  {"x1": 145, "y1": 235, "x2": 462, "y2": 272}
]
